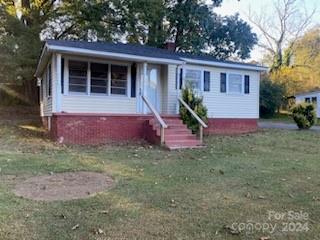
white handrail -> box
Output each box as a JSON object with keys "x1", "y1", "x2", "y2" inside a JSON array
[
  {"x1": 178, "y1": 97, "x2": 208, "y2": 128},
  {"x1": 178, "y1": 97, "x2": 207, "y2": 143},
  {"x1": 142, "y1": 95, "x2": 168, "y2": 144}
]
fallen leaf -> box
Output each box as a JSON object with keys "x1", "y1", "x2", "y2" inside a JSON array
[
  {"x1": 99, "y1": 210, "x2": 109, "y2": 214},
  {"x1": 219, "y1": 170, "x2": 224, "y2": 175},
  {"x1": 258, "y1": 195, "x2": 266, "y2": 199},
  {"x1": 71, "y1": 224, "x2": 79, "y2": 230},
  {"x1": 288, "y1": 193, "x2": 294, "y2": 198},
  {"x1": 245, "y1": 192, "x2": 252, "y2": 198},
  {"x1": 260, "y1": 236, "x2": 270, "y2": 240}
]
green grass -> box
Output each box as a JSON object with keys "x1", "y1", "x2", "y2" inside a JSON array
[
  {"x1": 0, "y1": 118, "x2": 319, "y2": 239},
  {"x1": 261, "y1": 112, "x2": 320, "y2": 126},
  {"x1": 261, "y1": 112, "x2": 295, "y2": 123}
]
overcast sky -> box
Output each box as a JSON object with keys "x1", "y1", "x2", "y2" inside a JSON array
[{"x1": 210, "y1": 0, "x2": 320, "y2": 61}]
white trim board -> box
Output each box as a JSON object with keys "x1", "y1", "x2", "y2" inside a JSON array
[{"x1": 181, "y1": 58, "x2": 268, "y2": 71}]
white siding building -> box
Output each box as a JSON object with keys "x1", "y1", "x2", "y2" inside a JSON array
[
  {"x1": 35, "y1": 40, "x2": 267, "y2": 148},
  {"x1": 295, "y1": 90, "x2": 320, "y2": 118}
]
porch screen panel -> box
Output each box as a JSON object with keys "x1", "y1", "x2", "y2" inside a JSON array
[
  {"x1": 91, "y1": 63, "x2": 108, "y2": 94},
  {"x1": 69, "y1": 60, "x2": 87, "y2": 93},
  {"x1": 111, "y1": 65, "x2": 128, "y2": 95}
]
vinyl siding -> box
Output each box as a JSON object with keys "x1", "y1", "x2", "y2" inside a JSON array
[
  {"x1": 166, "y1": 64, "x2": 178, "y2": 114},
  {"x1": 61, "y1": 95, "x2": 137, "y2": 113},
  {"x1": 185, "y1": 64, "x2": 260, "y2": 119},
  {"x1": 40, "y1": 64, "x2": 53, "y2": 117},
  {"x1": 204, "y1": 68, "x2": 259, "y2": 118}
]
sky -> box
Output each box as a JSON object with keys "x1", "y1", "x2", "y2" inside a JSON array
[{"x1": 210, "y1": 0, "x2": 320, "y2": 61}]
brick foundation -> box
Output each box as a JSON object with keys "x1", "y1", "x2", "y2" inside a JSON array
[
  {"x1": 47, "y1": 114, "x2": 258, "y2": 145},
  {"x1": 51, "y1": 113, "x2": 152, "y2": 144},
  {"x1": 205, "y1": 118, "x2": 258, "y2": 135}
]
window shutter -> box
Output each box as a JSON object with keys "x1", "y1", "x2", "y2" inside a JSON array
[
  {"x1": 61, "y1": 58, "x2": 64, "y2": 94},
  {"x1": 244, "y1": 75, "x2": 250, "y2": 94},
  {"x1": 48, "y1": 64, "x2": 52, "y2": 96},
  {"x1": 131, "y1": 63, "x2": 137, "y2": 97},
  {"x1": 204, "y1": 71, "x2": 210, "y2": 92},
  {"x1": 179, "y1": 68, "x2": 183, "y2": 89},
  {"x1": 220, "y1": 73, "x2": 226, "y2": 93}
]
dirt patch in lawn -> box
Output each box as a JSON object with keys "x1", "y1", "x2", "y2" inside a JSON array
[{"x1": 13, "y1": 172, "x2": 114, "y2": 201}]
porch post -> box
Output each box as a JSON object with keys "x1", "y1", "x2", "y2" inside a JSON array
[
  {"x1": 142, "y1": 62, "x2": 148, "y2": 114},
  {"x1": 56, "y1": 54, "x2": 62, "y2": 112}
]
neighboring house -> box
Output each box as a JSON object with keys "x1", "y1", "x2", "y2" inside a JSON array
[
  {"x1": 35, "y1": 40, "x2": 267, "y2": 149},
  {"x1": 295, "y1": 89, "x2": 320, "y2": 118}
]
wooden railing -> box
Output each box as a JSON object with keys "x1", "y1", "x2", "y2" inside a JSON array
[
  {"x1": 142, "y1": 95, "x2": 168, "y2": 144},
  {"x1": 178, "y1": 97, "x2": 208, "y2": 143}
]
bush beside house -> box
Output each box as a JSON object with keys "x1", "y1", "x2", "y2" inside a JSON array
[
  {"x1": 291, "y1": 103, "x2": 317, "y2": 129},
  {"x1": 179, "y1": 86, "x2": 208, "y2": 133}
]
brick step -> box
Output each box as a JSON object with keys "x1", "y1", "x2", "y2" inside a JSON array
[
  {"x1": 149, "y1": 118, "x2": 183, "y2": 125},
  {"x1": 166, "y1": 140, "x2": 204, "y2": 150},
  {"x1": 165, "y1": 139, "x2": 202, "y2": 145},
  {"x1": 164, "y1": 134, "x2": 197, "y2": 141},
  {"x1": 152, "y1": 124, "x2": 187, "y2": 131},
  {"x1": 156, "y1": 128, "x2": 191, "y2": 135}
]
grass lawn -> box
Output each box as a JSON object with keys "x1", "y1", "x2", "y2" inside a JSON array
[
  {"x1": 0, "y1": 117, "x2": 319, "y2": 240},
  {"x1": 261, "y1": 112, "x2": 320, "y2": 126}
]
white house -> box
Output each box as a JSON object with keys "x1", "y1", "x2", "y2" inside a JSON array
[
  {"x1": 295, "y1": 90, "x2": 320, "y2": 117},
  {"x1": 35, "y1": 40, "x2": 267, "y2": 149}
]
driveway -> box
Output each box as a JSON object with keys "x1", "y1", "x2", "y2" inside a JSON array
[{"x1": 258, "y1": 121, "x2": 320, "y2": 131}]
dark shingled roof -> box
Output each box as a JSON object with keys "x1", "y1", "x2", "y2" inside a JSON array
[{"x1": 46, "y1": 39, "x2": 264, "y2": 68}]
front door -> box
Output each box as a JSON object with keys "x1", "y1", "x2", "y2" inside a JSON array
[{"x1": 146, "y1": 65, "x2": 160, "y2": 112}]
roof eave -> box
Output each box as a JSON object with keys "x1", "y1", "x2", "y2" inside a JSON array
[
  {"x1": 34, "y1": 43, "x2": 50, "y2": 78},
  {"x1": 46, "y1": 44, "x2": 185, "y2": 65},
  {"x1": 181, "y1": 58, "x2": 268, "y2": 71}
]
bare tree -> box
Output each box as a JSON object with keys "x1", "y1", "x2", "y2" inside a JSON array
[{"x1": 247, "y1": 0, "x2": 316, "y2": 70}]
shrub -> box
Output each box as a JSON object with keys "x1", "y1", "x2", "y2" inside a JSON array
[
  {"x1": 291, "y1": 103, "x2": 317, "y2": 129},
  {"x1": 260, "y1": 77, "x2": 286, "y2": 117},
  {"x1": 179, "y1": 86, "x2": 208, "y2": 133}
]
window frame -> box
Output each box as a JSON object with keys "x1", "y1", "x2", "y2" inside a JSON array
[
  {"x1": 64, "y1": 56, "x2": 131, "y2": 98},
  {"x1": 68, "y1": 60, "x2": 88, "y2": 95},
  {"x1": 184, "y1": 68, "x2": 203, "y2": 91},
  {"x1": 227, "y1": 73, "x2": 243, "y2": 95},
  {"x1": 110, "y1": 64, "x2": 129, "y2": 96},
  {"x1": 220, "y1": 72, "x2": 248, "y2": 95}
]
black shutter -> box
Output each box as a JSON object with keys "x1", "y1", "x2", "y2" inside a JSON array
[
  {"x1": 220, "y1": 73, "x2": 226, "y2": 93},
  {"x1": 179, "y1": 68, "x2": 183, "y2": 89},
  {"x1": 61, "y1": 58, "x2": 64, "y2": 94},
  {"x1": 244, "y1": 75, "x2": 250, "y2": 94},
  {"x1": 204, "y1": 71, "x2": 210, "y2": 92},
  {"x1": 48, "y1": 64, "x2": 52, "y2": 96},
  {"x1": 131, "y1": 63, "x2": 137, "y2": 97}
]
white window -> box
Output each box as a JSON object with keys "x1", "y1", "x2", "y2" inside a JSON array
[
  {"x1": 111, "y1": 65, "x2": 128, "y2": 95},
  {"x1": 91, "y1": 63, "x2": 108, "y2": 94},
  {"x1": 67, "y1": 60, "x2": 128, "y2": 96},
  {"x1": 228, "y1": 74, "x2": 242, "y2": 94},
  {"x1": 69, "y1": 60, "x2": 88, "y2": 93},
  {"x1": 185, "y1": 69, "x2": 201, "y2": 90}
]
